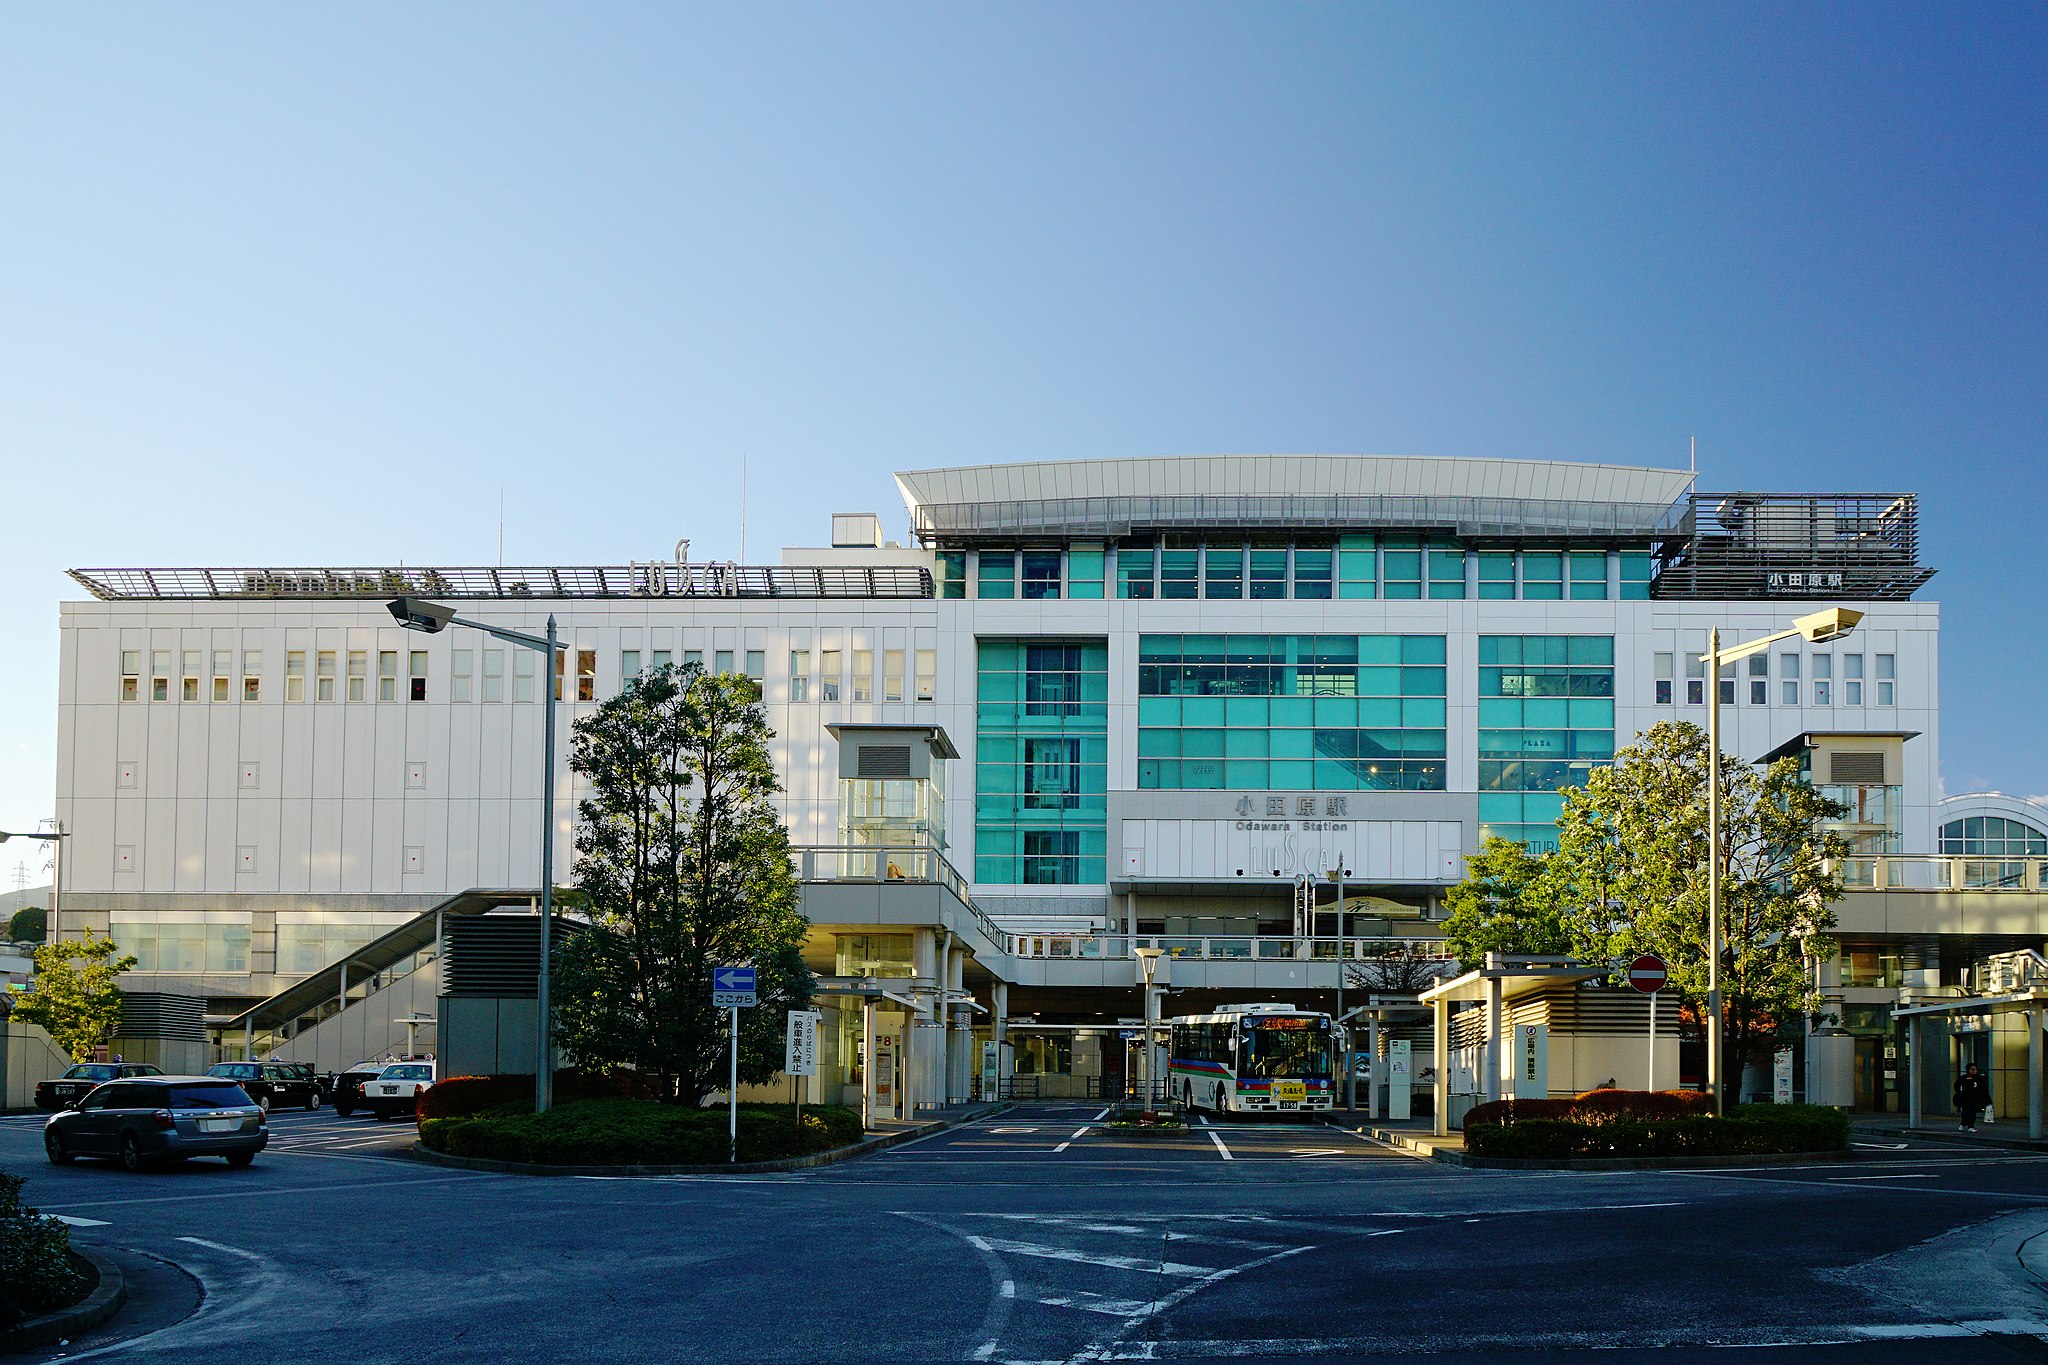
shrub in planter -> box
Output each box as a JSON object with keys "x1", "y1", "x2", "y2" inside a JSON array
[
  {"x1": 420, "y1": 1099, "x2": 866, "y2": 1165},
  {"x1": 1463, "y1": 1089, "x2": 1711, "y2": 1129},
  {"x1": 416, "y1": 1069, "x2": 660, "y2": 1122},
  {"x1": 0, "y1": 1171, "x2": 89, "y2": 1320},
  {"x1": 1464, "y1": 1105, "x2": 1849, "y2": 1160}
]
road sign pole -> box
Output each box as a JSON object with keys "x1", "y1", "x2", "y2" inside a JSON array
[
  {"x1": 1647, "y1": 991, "x2": 1657, "y2": 1092},
  {"x1": 729, "y1": 1004, "x2": 739, "y2": 1164}
]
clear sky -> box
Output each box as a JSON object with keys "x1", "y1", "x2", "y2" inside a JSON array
[{"x1": 2, "y1": 5, "x2": 2043, "y2": 844}]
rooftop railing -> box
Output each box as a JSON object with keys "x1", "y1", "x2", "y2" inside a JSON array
[
  {"x1": 1010, "y1": 933, "x2": 1457, "y2": 964},
  {"x1": 70, "y1": 563, "x2": 933, "y2": 601},
  {"x1": 792, "y1": 845, "x2": 1010, "y2": 950}
]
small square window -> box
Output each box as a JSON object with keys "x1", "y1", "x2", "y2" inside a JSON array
[
  {"x1": 451, "y1": 649, "x2": 472, "y2": 703},
  {"x1": 576, "y1": 649, "x2": 596, "y2": 702},
  {"x1": 379, "y1": 650, "x2": 399, "y2": 702},
  {"x1": 1686, "y1": 679, "x2": 1704, "y2": 705},
  {"x1": 409, "y1": 651, "x2": 428, "y2": 702},
  {"x1": 242, "y1": 651, "x2": 261, "y2": 702},
  {"x1": 347, "y1": 650, "x2": 368, "y2": 702},
  {"x1": 1654, "y1": 679, "x2": 1672, "y2": 705},
  {"x1": 484, "y1": 650, "x2": 505, "y2": 703}
]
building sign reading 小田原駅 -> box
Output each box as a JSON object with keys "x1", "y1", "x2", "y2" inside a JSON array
[
  {"x1": 1767, "y1": 571, "x2": 1846, "y2": 592},
  {"x1": 1236, "y1": 795, "x2": 1352, "y2": 818}
]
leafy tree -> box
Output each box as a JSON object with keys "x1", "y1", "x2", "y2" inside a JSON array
[
  {"x1": 551, "y1": 662, "x2": 812, "y2": 1104},
  {"x1": 7, "y1": 906, "x2": 45, "y2": 942},
  {"x1": 13, "y1": 934, "x2": 136, "y2": 1062},
  {"x1": 1441, "y1": 836, "x2": 1573, "y2": 971},
  {"x1": 1346, "y1": 938, "x2": 1453, "y2": 995},
  {"x1": 1553, "y1": 721, "x2": 1845, "y2": 1098}
]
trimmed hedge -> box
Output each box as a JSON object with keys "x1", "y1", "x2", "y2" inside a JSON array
[
  {"x1": 418, "y1": 1098, "x2": 864, "y2": 1166},
  {"x1": 1464, "y1": 1103, "x2": 1850, "y2": 1160},
  {"x1": 417, "y1": 1071, "x2": 656, "y2": 1122},
  {"x1": 0, "y1": 1171, "x2": 89, "y2": 1321},
  {"x1": 1463, "y1": 1088, "x2": 1714, "y2": 1128}
]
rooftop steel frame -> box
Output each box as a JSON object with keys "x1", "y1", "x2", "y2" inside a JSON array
[
  {"x1": 69, "y1": 563, "x2": 935, "y2": 601},
  {"x1": 1650, "y1": 492, "x2": 1934, "y2": 601}
]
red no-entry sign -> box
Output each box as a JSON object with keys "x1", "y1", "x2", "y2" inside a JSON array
[{"x1": 1627, "y1": 954, "x2": 1669, "y2": 994}]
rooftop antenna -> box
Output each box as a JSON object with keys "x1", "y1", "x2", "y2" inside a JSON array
[
  {"x1": 498, "y1": 487, "x2": 505, "y2": 567},
  {"x1": 1689, "y1": 436, "x2": 1697, "y2": 478},
  {"x1": 739, "y1": 456, "x2": 748, "y2": 564}
]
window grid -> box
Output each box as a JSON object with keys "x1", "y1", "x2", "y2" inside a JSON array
[
  {"x1": 1477, "y1": 636, "x2": 1616, "y2": 855},
  {"x1": 977, "y1": 639, "x2": 1109, "y2": 885}
]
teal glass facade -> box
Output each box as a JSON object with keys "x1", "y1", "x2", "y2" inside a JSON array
[
  {"x1": 975, "y1": 639, "x2": 1109, "y2": 884},
  {"x1": 1137, "y1": 634, "x2": 1447, "y2": 790},
  {"x1": 1477, "y1": 636, "x2": 1615, "y2": 853}
]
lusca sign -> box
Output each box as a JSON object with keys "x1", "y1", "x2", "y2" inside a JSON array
[{"x1": 1627, "y1": 954, "x2": 1669, "y2": 1092}]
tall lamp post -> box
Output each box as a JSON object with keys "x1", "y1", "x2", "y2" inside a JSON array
[
  {"x1": 390, "y1": 597, "x2": 561, "y2": 1115},
  {"x1": 0, "y1": 826, "x2": 65, "y2": 943},
  {"x1": 1700, "y1": 606, "x2": 1862, "y2": 1115},
  {"x1": 1328, "y1": 854, "x2": 1351, "y2": 1110},
  {"x1": 1135, "y1": 946, "x2": 1164, "y2": 1107}
]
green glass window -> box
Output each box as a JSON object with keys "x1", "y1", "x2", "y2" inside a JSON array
[
  {"x1": 1619, "y1": 550, "x2": 1654, "y2": 601},
  {"x1": 1428, "y1": 545, "x2": 1466, "y2": 600},
  {"x1": 1521, "y1": 551, "x2": 1563, "y2": 600},
  {"x1": 978, "y1": 552, "x2": 1015, "y2": 600},
  {"x1": 1136, "y1": 634, "x2": 1446, "y2": 791},
  {"x1": 1068, "y1": 547, "x2": 1105, "y2": 599},
  {"x1": 1160, "y1": 548, "x2": 1199, "y2": 600},
  {"x1": 1293, "y1": 548, "x2": 1333, "y2": 600},
  {"x1": 1118, "y1": 546, "x2": 1156, "y2": 599},
  {"x1": 1020, "y1": 551, "x2": 1062, "y2": 599},
  {"x1": 1477, "y1": 636, "x2": 1615, "y2": 849},
  {"x1": 1249, "y1": 548, "x2": 1289, "y2": 600},
  {"x1": 976, "y1": 640, "x2": 1108, "y2": 885},
  {"x1": 1569, "y1": 551, "x2": 1609, "y2": 600},
  {"x1": 1382, "y1": 538, "x2": 1421, "y2": 599},
  {"x1": 1337, "y1": 535, "x2": 1376, "y2": 599},
  {"x1": 1477, "y1": 551, "x2": 1516, "y2": 600},
  {"x1": 936, "y1": 551, "x2": 967, "y2": 599},
  {"x1": 1204, "y1": 545, "x2": 1243, "y2": 599}
]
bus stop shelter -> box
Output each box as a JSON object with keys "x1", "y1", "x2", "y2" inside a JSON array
[
  {"x1": 1893, "y1": 990, "x2": 2048, "y2": 1139},
  {"x1": 1418, "y1": 954, "x2": 1609, "y2": 1137}
]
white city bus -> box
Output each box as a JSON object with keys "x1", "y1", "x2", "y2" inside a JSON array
[{"x1": 1168, "y1": 1003, "x2": 1337, "y2": 1115}]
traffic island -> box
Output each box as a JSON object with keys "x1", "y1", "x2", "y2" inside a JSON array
[{"x1": 411, "y1": 1098, "x2": 1010, "y2": 1176}]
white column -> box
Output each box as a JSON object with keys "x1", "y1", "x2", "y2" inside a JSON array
[
  {"x1": 2031, "y1": 1007, "x2": 2043, "y2": 1143},
  {"x1": 1432, "y1": 998, "x2": 1449, "y2": 1138},
  {"x1": 1907, "y1": 1015, "x2": 1924, "y2": 1130},
  {"x1": 1368, "y1": 1012, "x2": 1383, "y2": 1121},
  {"x1": 992, "y1": 981, "x2": 1010, "y2": 1096},
  {"x1": 1483, "y1": 959, "x2": 1504, "y2": 1104}
]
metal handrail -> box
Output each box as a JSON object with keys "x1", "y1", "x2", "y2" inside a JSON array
[
  {"x1": 1008, "y1": 933, "x2": 1456, "y2": 962},
  {"x1": 791, "y1": 844, "x2": 1010, "y2": 949},
  {"x1": 1837, "y1": 855, "x2": 2048, "y2": 892}
]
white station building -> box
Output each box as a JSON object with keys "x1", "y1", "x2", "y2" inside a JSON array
[{"x1": 49, "y1": 453, "x2": 2039, "y2": 1121}]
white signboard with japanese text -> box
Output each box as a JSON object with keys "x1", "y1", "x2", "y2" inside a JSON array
[
  {"x1": 785, "y1": 1010, "x2": 821, "y2": 1078},
  {"x1": 1121, "y1": 818, "x2": 1465, "y2": 882}
]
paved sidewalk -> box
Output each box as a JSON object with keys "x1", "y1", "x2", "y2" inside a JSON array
[
  {"x1": 1850, "y1": 1109, "x2": 2048, "y2": 1151},
  {"x1": 872, "y1": 1098, "x2": 1010, "y2": 1138},
  {"x1": 1323, "y1": 1113, "x2": 1465, "y2": 1160}
]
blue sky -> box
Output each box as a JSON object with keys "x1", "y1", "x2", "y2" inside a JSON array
[{"x1": 2, "y1": 5, "x2": 2043, "y2": 846}]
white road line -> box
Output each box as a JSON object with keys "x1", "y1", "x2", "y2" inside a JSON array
[
  {"x1": 176, "y1": 1235, "x2": 264, "y2": 1261},
  {"x1": 965, "y1": 1236, "x2": 1217, "y2": 1277},
  {"x1": 52, "y1": 1214, "x2": 109, "y2": 1227},
  {"x1": 1208, "y1": 1130, "x2": 1232, "y2": 1161},
  {"x1": 1831, "y1": 1173, "x2": 1938, "y2": 1181},
  {"x1": 1093, "y1": 1108, "x2": 1109, "y2": 1121}
]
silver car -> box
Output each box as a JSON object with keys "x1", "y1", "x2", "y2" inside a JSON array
[{"x1": 45, "y1": 1076, "x2": 268, "y2": 1171}]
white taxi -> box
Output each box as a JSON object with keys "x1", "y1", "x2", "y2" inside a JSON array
[{"x1": 364, "y1": 1060, "x2": 436, "y2": 1121}]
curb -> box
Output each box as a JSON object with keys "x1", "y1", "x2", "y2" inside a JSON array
[
  {"x1": 409, "y1": 1104, "x2": 1012, "y2": 1177},
  {"x1": 0, "y1": 1247, "x2": 127, "y2": 1353},
  {"x1": 1337, "y1": 1121, "x2": 1853, "y2": 1170}
]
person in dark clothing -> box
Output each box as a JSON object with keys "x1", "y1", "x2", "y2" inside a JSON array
[{"x1": 1954, "y1": 1063, "x2": 1991, "y2": 1132}]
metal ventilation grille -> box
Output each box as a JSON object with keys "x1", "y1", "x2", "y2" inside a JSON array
[
  {"x1": 441, "y1": 916, "x2": 544, "y2": 998},
  {"x1": 115, "y1": 992, "x2": 207, "y2": 1040},
  {"x1": 856, "y1": 745, "x2": 913, "y2": 779},
  {"x1": 1829, "y1": 752, "x2": 1888, "y2": 785}
]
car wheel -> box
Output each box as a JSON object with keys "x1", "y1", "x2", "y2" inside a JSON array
[
  {"x1": 304, "y1": 1092, "x2": 319, "y2": 1111},
  {"x1": 335, "y1": 1101, "x2": 354, "y2": 1117},
  {"x1": 226, "y1": 1152, "x2": 255, "y2": 1168},
  {"x1": 119, "y1": 1133, "x2": 146, "y2": 1172},
  {"x1": 44, "y1": 1129, "x2": 72, "y2": 1165},
  {"x1": 257, "y1": 1094, "x2": 271, "y2": 1113}
]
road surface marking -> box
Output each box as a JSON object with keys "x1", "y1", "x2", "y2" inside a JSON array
[
  {"x1": 1208, "y1": 1130, "x2": 1233, "y2": 1160},
  {"x1": 966, "y1": 1236, "x2": 1217, "y2": 1276},
  {"x1": 1830, "y1": 1173, "x2": 1938, "y2": 1181},
  {"x1": 53, "y1": 1214, "x2": 109, "y2": 1227},
  {"x1": 176, "y1": 1235, "x2": 265, "y2": 1261},
  {"x1": 1093, "y1": 1108, "x2": 1110, "y2": 1120}
]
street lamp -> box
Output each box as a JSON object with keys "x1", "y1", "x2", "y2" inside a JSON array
[
  {"x1": 1700, "y1": 606, "x2": 1862, "y2": 1115},
  {"x1": 1135, "y1": 946, "x2": 1164, "y2": 1107},
  {"x1": 0, "y1": 826, "x2": 66, "y2": 944},
  {"x1": 389, "y1": 597, "x2": 561, "y2": 1115},
  {"x1": 1327, "y1": 855, "x2": 1351, "y2": 1110}
]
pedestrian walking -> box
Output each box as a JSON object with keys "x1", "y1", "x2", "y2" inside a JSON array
[{"x1": 1954, "y1": 1062, "x2": 1991, "y2": 1132}]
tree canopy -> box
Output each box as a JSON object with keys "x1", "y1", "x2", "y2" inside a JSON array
[
  {"x1": 7, "y1": 906, "x2": 46, "y2": 942},
  {"x1": 1442, "y1": 721, "x2": 1846, "y2": 1094},
  {"x1": 550, "y1": 662, "x2": 811, "y2": 1104},
  {"x1": 13, "y1": 934, "x2": 136, "y2": 1061}
]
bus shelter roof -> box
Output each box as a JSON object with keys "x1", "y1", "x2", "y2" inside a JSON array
[
  {"x1": 1418, "y1": 960, "x2": 1609, "y2": 1007},
  {"x1": 1893, "y1": 990, "x2": 2048, "y2": 1018}
]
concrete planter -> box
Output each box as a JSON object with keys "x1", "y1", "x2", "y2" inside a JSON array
[{"x1": 1, "y1": 1247, "x2": 127, "y2": 1353}]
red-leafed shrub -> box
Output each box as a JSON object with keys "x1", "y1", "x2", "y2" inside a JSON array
[{"x1": 1462, "y1": 1088, "x2": 1712, "y2": 1129}]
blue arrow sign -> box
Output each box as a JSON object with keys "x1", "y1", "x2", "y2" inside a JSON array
[{"x1": 713, "y1": 966, "x2": 756, "y2": 992}]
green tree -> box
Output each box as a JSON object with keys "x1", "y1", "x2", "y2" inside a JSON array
[
  {"x1": 551, "y1": 662, "x2": 811, "y2": 1104},
  {"x1": 1441, "y1": 836, "x2": 1573, "y2": 971},
  {"x1": 1552, "y1": 721, "x2": 1845, "y2": 1097},
  {"x1": 7, "y1": 906, "x2": 46, "y2": 942},
  {"x1": 13, "y1": 934, "x2": 136, "y2": 1062}
]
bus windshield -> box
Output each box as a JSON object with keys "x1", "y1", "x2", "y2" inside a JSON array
[{"x1": 1238, "y1": 1022, "x2": 1332, "y2": 1079}]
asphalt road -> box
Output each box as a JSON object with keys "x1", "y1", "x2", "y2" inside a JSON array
[{"x1": 9, "y1": 1101, "x2": 2048, "y2": 1364}]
